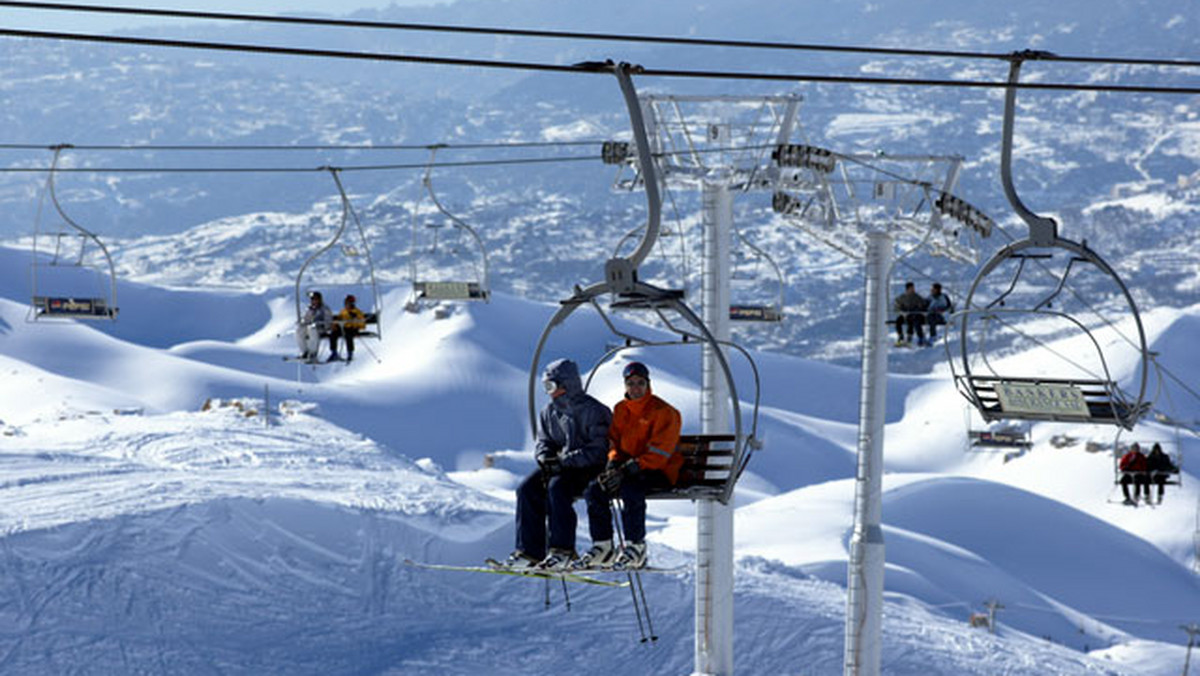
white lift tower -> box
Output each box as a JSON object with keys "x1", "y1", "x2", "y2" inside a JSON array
[
  {"x1": 772, "y1": 146, "x2": 991, "y2": 675},
  {"x1": 605, "y1": 94, "x2": 802, "y2": 675}
]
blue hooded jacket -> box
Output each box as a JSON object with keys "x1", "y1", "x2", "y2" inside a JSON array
[{"x1": 536, "y1": 358, "x2": 613, "y2": 470}]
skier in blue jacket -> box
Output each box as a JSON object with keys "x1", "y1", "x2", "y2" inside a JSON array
[{"x1": 504, "y1": 358, "x2": 612, "y2": 570}]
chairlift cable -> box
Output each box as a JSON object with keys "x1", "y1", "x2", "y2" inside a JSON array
[
  {"x1": 4, "y1": 1, "x2": 1200, "y2": 69},
  {"x1": 1, "y1": 27, "x2": 1200, "y2": 95},
  {"x1": 0, "y1": 154, "x2": 601, "y2": 174},
  {"x1": 5, "y1": 17, "x2": 1192, "y2": 404},
  {"x1": 1156, "y1": 360, "x2": 1200, "y2": 408},
  {"x1": 0, "y1": 144, "x2": 783, "y2": 174},
  {"x1": 1151, "y1": 360, "x2": 1200, "y2": 442},
  {"x1": 0, "y1": 140, "x2": 603, "y2": 152}
]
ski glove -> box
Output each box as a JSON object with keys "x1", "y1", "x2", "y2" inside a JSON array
[
  {"x1": 598, "y1": 467, "x2": 622, "y2": 493},
  {"x1": 599, "y1": 458, "x2": 638, "y2": 493},
  {"x1": 537, "y1": 453, "x2": 562, "y2": 476}
]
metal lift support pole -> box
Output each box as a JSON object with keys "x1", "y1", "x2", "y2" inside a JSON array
[
  {"x1": 695, "y1": 181, "x2": 735, "y2": 675},
  {"x1": 844, "y1": 230, "x2": 892, "y2": 676}
]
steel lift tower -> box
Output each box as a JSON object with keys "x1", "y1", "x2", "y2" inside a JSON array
[
  {"x1": 605, "y1": 94, "x2": 802, "y2": 675},
  {"x1": 772, "y1": 147, "x2": 991, "y2": 675},
  {"x1": 606, "y1": 93, "x2": 990, "y2": 674}
]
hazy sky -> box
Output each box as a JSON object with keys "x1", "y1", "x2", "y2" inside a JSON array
[{"x1": 3, "y1": 1, "x2": 449, "y2": 33}]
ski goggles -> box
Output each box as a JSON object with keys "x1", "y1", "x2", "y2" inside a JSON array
[{"x1": 542, "y1": 379, "x2": 559, "y2": 394}]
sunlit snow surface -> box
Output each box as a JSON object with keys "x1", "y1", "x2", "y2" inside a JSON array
[{"x1": 1, "y1": 244, "x2": 1197, "y2": 674}]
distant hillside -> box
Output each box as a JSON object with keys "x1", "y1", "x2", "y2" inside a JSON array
[{"x1": 0, "y1": 0, "x2": 1196, "y2": 367}]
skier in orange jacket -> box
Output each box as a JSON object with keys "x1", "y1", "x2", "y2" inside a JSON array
[{"x1": 577, "y1": 361, "x2": 682, "y2": 570}]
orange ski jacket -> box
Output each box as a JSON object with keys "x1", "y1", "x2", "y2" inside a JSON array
[{"x1": 608, "y1": 386, "x2": 683, "y2": 484}]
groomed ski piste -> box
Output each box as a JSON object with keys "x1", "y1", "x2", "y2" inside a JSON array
[{"x1": 0, "y1": 245, "x2": 1197, "y2": 675}]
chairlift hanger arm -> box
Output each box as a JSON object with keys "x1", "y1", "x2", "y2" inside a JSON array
[
  {"x1": 733, "y1": 229, "x2": 785, "y2": 315},
  {"x1": 983, "y1": 255, "x2": 1029, "y2": 311},
  {"x1": 529, "y1": 283, "x2": 756, "y2": 503},
  {"x1": 1001, "y1": 54, "x2": 1058, "y2": 246},
  {"x1": 424, "y1": 168, "x2": 490, "y2": 294},
  {"x1": 587, "y1": 296, "x2": 663, "y2": 348},
  {"x1": 294, "y1": 167, "x2": 354, "y2": 322},
  {"x1": 658, "y1": 296, "x2": 755, "y2": 503},
  {"x1": 611, "y1": 62, "x2": 661, "y2": 272},
  {"x1": 332, "y1": 168, "x2": 384, "y2": 327}
]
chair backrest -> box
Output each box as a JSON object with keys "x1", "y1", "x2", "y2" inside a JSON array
[
  {"x1": 646, "y1": 434, "x2": 737, "y2": 501},
  {"x1": 413, "y1": 280, "x2": 489, "y2": 301}
]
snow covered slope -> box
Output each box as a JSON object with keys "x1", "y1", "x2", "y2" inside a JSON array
[{"x1": 2, "y1": 241, "x2": 1198, "y2": 674}]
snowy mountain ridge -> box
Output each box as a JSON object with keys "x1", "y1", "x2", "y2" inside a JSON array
[{"x1": 2, "y1": 0, "x2": 1198, "y2": 365}]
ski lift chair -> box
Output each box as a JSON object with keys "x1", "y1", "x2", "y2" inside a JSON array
[
  {"x1": 410, "y1": 148, "x2": 491, "y2": 304},
  {"x1": 292, "y1": 168, "x2": 382, "y2": 363},
  {"x1": 968, "y1": 424, "x2": 1033, "y2": 452},
  {"x1": 571, "y1": 318, "x2": 763, "y2": 504},
  {"x1": 1111, "y1": 440, "x2": 1182, "y2": 489},
  {"x1": 534, "y1": 285, "x2": 763, "y2": 505},
  {"x1": 1110, "y1": 363, "x2": 1191, "y2": 493},
  {"x1": 29, "y1": 145, "x2": 119, "y2": 322},
  {"x1": 728, "y1": 230, "x2": 784, "y2": 323},
  {"x1": 948, "y1": 52, "x2": 1151, "y2": 431},
  {"x1": 527, "y1": 62, "x2": 762, "y2": 506}
]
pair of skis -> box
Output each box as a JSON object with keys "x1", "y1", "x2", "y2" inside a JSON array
[
  {"x1": 405, "y1": 498, "x2": 672, "y2": 642},
  {"x1": 404, "y1": 556, "x2": 676, "y2": 642},
  {"x1": 404, "y1": 558, "x2": 625, "y2": 587},
  {"x1": 403, "y1": 558, "x2": 684, "y2": 588}
]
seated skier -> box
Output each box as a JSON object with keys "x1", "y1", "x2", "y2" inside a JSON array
[
  {"x1": 577, "y1": 361, "x2": 682, "y2": 571},
  {"x1": 502, "y1": 358, "x2": 612, "y2": 571}
]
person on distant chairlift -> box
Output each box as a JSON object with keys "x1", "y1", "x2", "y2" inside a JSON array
[
  {"x1": 503, "y1": 358, "x2": 612, "y2": 571},
  {"x1": 331, "y1": 294, "x2": 366, "y2": 363},
  {"x1": 1117, "y1": 442, "x2": 1150, "y2": 506},
  {"x1": 893, "y1": 281, "x2": 929, "y2": 348},
  {"x1": 925, "y1": 282, "x2": 954, "y2": 344},
  {"x1": 576, "y1": 361, "x2": 682, "y2": 571},
  {"x1": 298, "y1": 290, "x2": 335, "y2": 364},
  {"x1": 1146, "y1": 442, "x2": 1177, "y2": 505}
]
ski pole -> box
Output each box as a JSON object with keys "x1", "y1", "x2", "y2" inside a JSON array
[
  {"x1": 631, "y1": 561, "x2": 658, "y2": 642},
  {"x1": 610, "y1": 495, "x2": 648, "y2": 643},
  {"x1": 358, "y1": 337, "x2": 383, "y2": 364},
  {"x1": 614, "y1": 495, "x2": 657, "y2": 643}
]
